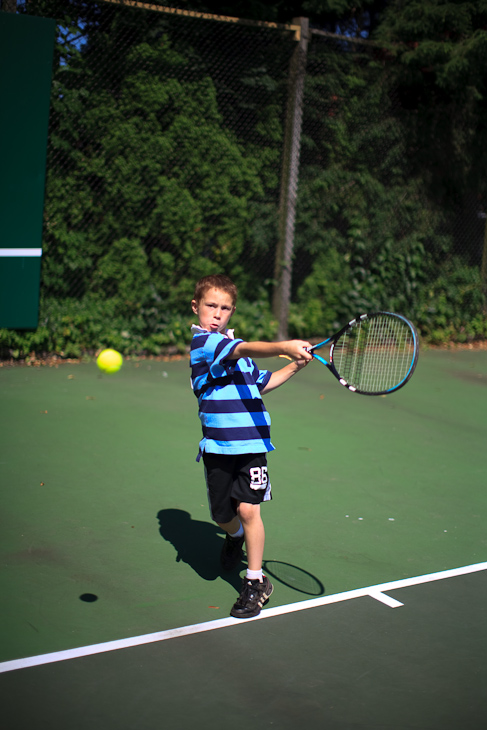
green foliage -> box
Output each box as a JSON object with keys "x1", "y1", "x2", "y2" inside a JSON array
[
  {"x1": 42, "y1": 19, "x2": 268, "y2": 309},
  {"x1": 375, "y1": 0, "x2": 487, "y2": 201},
  {"x1": 288, "y1": 247, "x2": 353, "y2": 337},
  {"x1": 231, "y1": 295, "x2": 279, "y2": 341},
  {"x1": 0, "y1": 293, "x2": 278, "y2": 360},
  {"x1": 415, "y1": 261, "x2": 487, "y2": 344},
  {"x1": 91, "y1": 238, "x2": 152, "y2": 311},
  {"x1": 4, "y1": 0, "x2": 485, "y2": 361},
  {"x1": 0, "y1": 295, "x2": 191, "y2": 359}
]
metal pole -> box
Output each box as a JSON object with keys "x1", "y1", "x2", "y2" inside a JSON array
[
  {"x1": 482, "y1": 215, "x2": 487, "y2": 315},
  {"x1": 273, "y1": 17, "x2": 309, "y2": 340}
]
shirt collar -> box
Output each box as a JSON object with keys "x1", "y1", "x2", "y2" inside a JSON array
[{"x1": 191, "y1": 324, "x2": 235, "y2": 340}]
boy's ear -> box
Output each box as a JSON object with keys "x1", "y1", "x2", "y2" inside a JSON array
[{"x1": 191, "y1": 299, "x2": 198, "y2": 314}]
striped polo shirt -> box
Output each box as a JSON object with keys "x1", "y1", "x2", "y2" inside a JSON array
[{"x1": 190, "y1": 327, "x2": 274, "y2": 456}]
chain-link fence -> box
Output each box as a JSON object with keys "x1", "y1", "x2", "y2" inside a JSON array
[
  {"x1": 50, "y1": 4, "x2": 295, "y2": 290},
  {"x1": 2, "y1": 0, "x2": 487, "y2": 357}
]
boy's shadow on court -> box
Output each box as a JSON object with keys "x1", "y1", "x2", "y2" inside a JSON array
[
  {"x1": 157, "y1": 509, "x2": 326, "y2": 597},
  {"x1": 157, "y1": 509, "x2": 244, "y2": 591}
]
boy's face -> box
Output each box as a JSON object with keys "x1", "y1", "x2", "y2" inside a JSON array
[{"x1": 192, "y1": 287, "x2": 236, "y2": 334}]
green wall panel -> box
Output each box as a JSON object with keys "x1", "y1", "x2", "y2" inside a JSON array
[
  {"x1": 0, "y1": 11, "x2": 55, "y2": 328},
  {"x1": 0, "y1": 256, "x2": 42, "y2": 330}
]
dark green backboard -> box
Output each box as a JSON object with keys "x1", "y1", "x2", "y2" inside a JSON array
[{"x1": 0, "y1": 11, "x2": 55, "y2": 329}]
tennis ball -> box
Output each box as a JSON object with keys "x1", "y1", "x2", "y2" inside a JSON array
[{"x1": 96, "y1": 348, "x2": 123, "y2": 374}]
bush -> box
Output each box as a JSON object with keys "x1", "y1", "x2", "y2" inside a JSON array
[{"x1": 0, "y1": 289, "x2": 279, "y2": 360}]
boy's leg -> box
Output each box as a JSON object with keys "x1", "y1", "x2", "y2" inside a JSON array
[
  {"x1": 230, "y1": 486, "x2": 274, "y2": 618},
  {"x1": 216, "y1": 515, "x2": 241, "y2": 535},
  {"x1": 236, "y1": 502, "x2": 265, "y2": 573},
  {"x1": 232, "y1": 453, "x2": 271, "y2": 579},
  {"x1": 230, "y1": 499, "x2": 273, "y2": 620},
  {"x1": 203, "y1": 453, "x2": 245, "y2": 570},
  {"x1": 217, "y1": 515, "x2": 245, "y2": 570}
]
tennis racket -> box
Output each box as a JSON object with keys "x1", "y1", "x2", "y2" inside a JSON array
[{"x1": 309, "y1": 312, "x2": 419, "y2": 395}]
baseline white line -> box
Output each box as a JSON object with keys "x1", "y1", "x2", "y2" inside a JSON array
[
  {"x1": 1, "y1": 561, "x2": 486, "y2": 674},
  {"x1": 0, "y1": 248, "x2": 42, "y2": 257}
]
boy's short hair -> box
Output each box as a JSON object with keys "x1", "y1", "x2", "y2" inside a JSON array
[{"x1": 193, "y1": 274, "x2": 238, "y2": 306}]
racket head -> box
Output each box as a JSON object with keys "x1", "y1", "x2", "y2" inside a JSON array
[{"x1": 319, "y1": 312, "x2": 419, "y2": 395}]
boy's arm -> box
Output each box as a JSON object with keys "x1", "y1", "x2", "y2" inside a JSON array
[
  {"x1": 231, "y1": 339, "x2": 312, "y2": 362},
  {"x1": 260, "y1": 359, "x2": 309, "y2": 395}
]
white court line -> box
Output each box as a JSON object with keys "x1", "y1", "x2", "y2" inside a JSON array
[
  {"x1": 0, "y1": 248, "x2": 42, "y2": 257},
  {"x1": 368, "y1": 590, "x2": 404, "y2": 608},
  {"x1": 1, "y1": 561, "x2": 486, "y2": 674}
]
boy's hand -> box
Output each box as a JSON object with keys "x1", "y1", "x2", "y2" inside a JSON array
[
  {"x1": 280, "y1": 340, "x2": 313, "y2": 362},
  {"x1": 293, "y1": 357, "x2": 310, "y2": 371},
  {"x1": 261, "y1": 350, "x2": 311, "y2": 394}
]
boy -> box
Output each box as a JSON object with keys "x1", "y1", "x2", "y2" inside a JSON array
[{"x1": 190, "y1": 274, "x2": 312, "y2": 618}]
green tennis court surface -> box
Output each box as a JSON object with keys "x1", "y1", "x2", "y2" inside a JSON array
[{"x1": 1, "y1": 349, "x2": 486, "y2": 727}]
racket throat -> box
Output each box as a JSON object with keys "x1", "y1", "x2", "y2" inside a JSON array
[{"x1": 339, "y1": 378, "x2": 356, "y2": 392}]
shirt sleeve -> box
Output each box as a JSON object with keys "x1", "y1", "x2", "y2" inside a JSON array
[
  {"x1": 256, "y1": 369, "x2": 272, "y2": 391},
  {"x1": 203, "y1": 333, "x2": 244, "y2": 380}
]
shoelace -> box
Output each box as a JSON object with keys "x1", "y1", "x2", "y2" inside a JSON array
[{"x1": 239, "y1": 580, "x2": 259, "y2": 602}]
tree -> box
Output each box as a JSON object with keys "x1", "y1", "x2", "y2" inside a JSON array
[
  {"x1": 374, "y1": 0, "x2": 487, "y2": 201},
  {"x1": 44, "y1": 23, "x2": 266, "y2": 310}
]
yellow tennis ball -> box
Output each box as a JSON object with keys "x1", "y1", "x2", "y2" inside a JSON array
[{"x1": 96, "y1": 348, "x2": 123, "y2": 374}]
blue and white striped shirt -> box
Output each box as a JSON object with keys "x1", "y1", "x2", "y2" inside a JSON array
[{"x1": 190, "y1": 328, "x2": 274, "y2": 456}]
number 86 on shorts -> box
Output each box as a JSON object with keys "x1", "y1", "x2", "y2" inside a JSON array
[{"x1": 249, "y1": 466, "x2": 268, "y2": 490}]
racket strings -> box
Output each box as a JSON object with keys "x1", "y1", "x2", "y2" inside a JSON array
[{"x1": 332, "y1": 316, "x2": 415, "y2": 393}]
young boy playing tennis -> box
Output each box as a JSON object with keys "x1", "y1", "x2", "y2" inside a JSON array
[{"x1": 190, "y1": 274, "x2": 312, "y2": 618}]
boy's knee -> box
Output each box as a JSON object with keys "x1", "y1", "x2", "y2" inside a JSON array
[{"x1": 237, "y1": 501, "x2": 261, "y2": 522}]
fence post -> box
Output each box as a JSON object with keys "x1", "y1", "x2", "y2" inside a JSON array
[
  {"x1": 482, "y1": 217, "x2": 487, "y2": 315},
  {"x1": 272, "y1": 16, "x2": 309, "y2": 340}
]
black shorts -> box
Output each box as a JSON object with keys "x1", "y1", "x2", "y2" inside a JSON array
[{"x1": 203, "y1": 452, "x2": 272, "y2": 524}]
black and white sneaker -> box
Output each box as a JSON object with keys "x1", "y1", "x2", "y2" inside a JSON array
[
  {"x1": 220, "y1": 533, "x2": 245, "y2": 570},
  {"x1": 230, "y1": 576, "x2": 274, "y2": 619}
]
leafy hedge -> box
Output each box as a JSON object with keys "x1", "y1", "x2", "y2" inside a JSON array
[
  {"x1": 2, "y1": 1, "x2": 486, "y2": 361},
  {"x1": 2, "y1": 259, "x2": 485, "y2": 361},
  {"x1": 0, "y1": 290, "x2": 279, "y2": 360}
]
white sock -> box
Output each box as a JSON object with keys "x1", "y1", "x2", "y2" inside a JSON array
[
  {"x1": 246, "y1": 569, "x2": 263, "y2": 582},
  {"x1": 229, "y1": 523, "x2": 244, "y2": 539}
]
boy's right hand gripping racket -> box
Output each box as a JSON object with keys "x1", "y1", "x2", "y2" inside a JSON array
[{"x1": 309, "y1": 312, "x2": 419, "y2": 395}]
